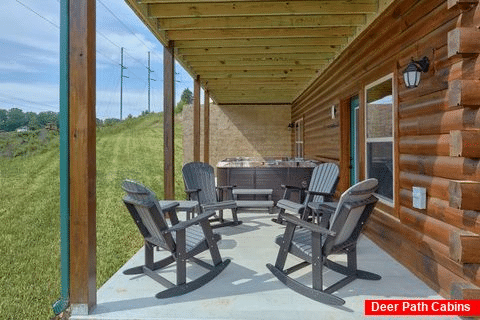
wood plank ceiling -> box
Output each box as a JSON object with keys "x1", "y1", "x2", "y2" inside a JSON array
[{"x1": 125, "y1": 0, "x2": 385, "y2": 105}]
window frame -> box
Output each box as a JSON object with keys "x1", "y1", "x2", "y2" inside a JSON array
[{"x1": 364, "y1": 74, "x2": 395, "y2": 206}]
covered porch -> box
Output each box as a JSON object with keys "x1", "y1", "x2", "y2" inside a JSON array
[
  {"x1": 62, "y1": 0, "x2": 480, "y2": 317},
  {"x1": 70, "y1": 211, "x2": 450, "y2": 320}
]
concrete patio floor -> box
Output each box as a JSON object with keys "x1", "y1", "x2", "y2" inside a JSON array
[{"x1": 71, "y1": 210, "x2": 457, "y2": 320}]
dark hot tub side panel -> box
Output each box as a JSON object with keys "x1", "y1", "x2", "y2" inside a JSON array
[{"x1": 217, "y1": 165, "x2": 316, "y2": 203}]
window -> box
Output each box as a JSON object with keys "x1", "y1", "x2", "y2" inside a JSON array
[
  {"x1": 365, "y1": 75, "x2": 394, "y2": 202},
  {"x1": 294, "y1": 118, "x2": 304, "y2": 158}
]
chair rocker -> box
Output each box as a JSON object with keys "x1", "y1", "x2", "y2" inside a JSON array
[
  {"x1": 267, "y1": 178, "x2": 381, "y2": 305},
  {"x1": 182, "y1": 162, "x2": 241, "y2": 228},
  {"x1": 122, "y1": 180, "x2": 230, "y2": 299},
  {"x1": 274, "y1": 162, "x2": 339, "y2": 224}
]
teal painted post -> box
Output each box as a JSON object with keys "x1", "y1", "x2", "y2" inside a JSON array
[{"x1": 53, "y1": 0, "x2": 70, "y2": 315}]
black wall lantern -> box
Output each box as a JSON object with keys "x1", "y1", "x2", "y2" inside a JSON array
[{"x1": 402, "y1": 56, "x2": 430, "y2": 88}]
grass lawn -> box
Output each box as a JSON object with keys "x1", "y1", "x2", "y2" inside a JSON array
[{"x1": 0, "y1": 113, "x2": 184, "y2": 319}]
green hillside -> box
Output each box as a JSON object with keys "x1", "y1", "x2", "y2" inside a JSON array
[{"x1": 0, "y1": 113, "x2": 184, "y2": 319}]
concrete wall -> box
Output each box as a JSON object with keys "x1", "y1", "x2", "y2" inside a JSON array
[{"x1": 181, "y1": 104, "x2": 292, "y2": 167}]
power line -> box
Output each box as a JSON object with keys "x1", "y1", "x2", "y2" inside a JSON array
[
  {"x1": 16, "y1": 0, "x2": 149, "y2": 72},
  {"x1": 97, "y1": 0, "x2": 153, "y2": 52},
  {"x1": 16, "y1": 0, "x2": 58, "y2": 29},
  {"x1": 0, "y1": 94, "x2": 58, "y2": 111},
  {"x1": 97, "y1": 30, "x2": 121, "y2": 49},
  {"x1": 96, "y1": 0, "x2": 168, "y2": 68}
]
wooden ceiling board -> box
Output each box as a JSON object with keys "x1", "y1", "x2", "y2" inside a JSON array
[
  {"x1": 125, "y1": 0, "x2": 390, "y2": 104},
  {"x1": 158, "y1": 14, "x2": 367, "y2": 30}
]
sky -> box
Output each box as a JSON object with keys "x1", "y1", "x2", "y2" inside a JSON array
[{"x1": 1, "y1": 0, "x2": 194, "y2": 119}]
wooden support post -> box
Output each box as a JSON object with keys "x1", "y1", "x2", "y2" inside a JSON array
[
  {"x1": 164, "y1": 41, "x2": 175, "y2": 199},
  {"x1": 69, "y1": 0, "x2": 96, "y2": 314},
  {"x1": 449, "y1": 180, "x2": 480, "y2": 211},
  {"x1": 447, "y1": 0, "x2": 479, "y2": 10},
  {"x1": 448, "y1": 80, "x2": 480, "y2": 107},
  {"x1": 203, "y1": 89, "x2": 210, "y2": 164},
  {"x1": 448, "y1": 28, "x2": 480, "y2": 57},
  {"x1": 450, "y1": 231, "x2": 480, "y2": 264},
  {"x1": 393, "y1": 65, "x2": 400, "y2": 216},
  {"x1": 193, "y1": 75, "x2": 201, "y2": 162},
  {"x1": 450, "y1": 129, "x2": 480, "y2": 158},
  {"x1": 358, "y1": 88, "x2": 366, "y2": 180}
]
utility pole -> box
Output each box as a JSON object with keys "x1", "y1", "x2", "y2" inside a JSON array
[
  {"x1": 147, "y1": 51, "x2": 156, "y2": 113},
  {"x1": 120, "y1": 47, "x2": 128, "y2": 120}
]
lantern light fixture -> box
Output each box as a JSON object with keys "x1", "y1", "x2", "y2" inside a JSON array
[{"x1": 402, "y1": 56, "x2": 430, "y2": 88}]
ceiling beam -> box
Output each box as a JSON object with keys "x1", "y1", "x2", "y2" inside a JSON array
[
  {"x1": 198, "y1": 70, "x2": 317, "y2": 78},
  {"x1": 204, "y1": 78, "x2": 311, "y2": 84},
  {"x1": 166, "y1": 27, "x2": 356, "y2": 40},
  {"x1": 188, "y1": 59, "x2": 329, "y2": 67},
  {"x1": 176, "y1": 45, "x2": 342, "y2": 56},
  {"x1": 158, "y1": 14, "x2": 367, "y2": 30},
  {"x1": 183, "y1": 52, "x2": 336, "y2": 62},
  {"x1": 174, "y1": 37, "x2": 349, "y2": 48},
  {"x1": 193, "y1": 65, "x2": 319, "y2": 72},
  {"x1": 146, "y1": 1, "x2": 378, "y2": 18}
]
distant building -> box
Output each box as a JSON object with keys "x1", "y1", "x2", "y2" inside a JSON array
[{"x1": 16, "y1": 126, "x2": 29, "y2": 132}]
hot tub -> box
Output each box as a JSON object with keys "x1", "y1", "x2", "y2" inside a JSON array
[{"x1": 217, "y1": 157, "x2": 319, "y2": 203}]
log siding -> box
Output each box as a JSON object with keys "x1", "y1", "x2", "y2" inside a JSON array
[{"x1": 292, "y1": 0, "x2": 480, "y2": 299}]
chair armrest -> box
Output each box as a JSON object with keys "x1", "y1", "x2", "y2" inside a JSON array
[
  {"x1": 280, "y1": 185, "x2": 304, "y2": 201},
  {"x1": 164, "y1": 211, "x2": 217, "y2": 233},
  {"x1": 280, "y1": 212, "x2": 336, "y2": 236},
  {"x1": 216, "y1": 186, "x2": 235, "y2": 201},
  {"x1": 158, "y1": 201, "x2": 180, "y2": 212},
  {"x1": 281, "y1": 184, "x2": 303, "y2": 191},
  {"x1": 202, "y1": 201, "x2": 236, "y2": 212},
  {"x1": 307, "y1": 202, "x2": 337, "y2": 228},
  {"x1": 217, "y1": 185, "x2": 235, "y2": 190},
  {"x1": 185, "y1": 188, "x2": 200, "y2": 201},
  {"x1": 308, "y1": 202, "x2": 337, "y2": 215},
  {"x1": 306, "y1": 191, "x2": 335, "y2": 198}
]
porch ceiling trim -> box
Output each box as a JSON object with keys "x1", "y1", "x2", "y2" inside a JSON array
[{"x1": 125, "y1": 0, "x2": 393, "y2": 104}]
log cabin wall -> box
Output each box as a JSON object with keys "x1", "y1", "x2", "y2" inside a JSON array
[{"x1": 292, "y1": 0, "x2": 480, "y2": 299}]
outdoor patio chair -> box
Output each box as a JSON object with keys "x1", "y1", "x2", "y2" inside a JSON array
[
  {"x1": 267, "y1": 178, "x2": 381, "y2": 305},
  {"x1": 121, "y1": 180, "x2": 230, "y2": 299},
  {"x1": 182, "y1": 161, "x2": 241, "y2": 228},
  {"x1": 273, "y1": 162, "x2": 339, "y2": 223}
]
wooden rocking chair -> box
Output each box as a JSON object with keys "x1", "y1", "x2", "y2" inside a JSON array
[
  {"x1": 274, "y1": 162, "x2": 339, "y2": 223},
  {"x1": 267, "y1": 178, "x2": 381, "y2": 305},
  {"x1": 182, "y1": 162, "x2": 241, "y2": 228},
  {"x1": 122, "y1": 180, "x2": 230, "y2": 298}
]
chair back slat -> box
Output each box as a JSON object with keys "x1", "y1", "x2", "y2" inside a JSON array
[
  {"x1": 183, "y1": 162, "x2": 218, "y2": 205},
  {"x1": 122, "y1": 180, "x2": 176, "y2": 251},
  {"x1": 323, "y1": 178, "x2": 378, "y2": 255},
  {"x1": 305, "y1": 163, "x2": 339, "y2": 204}
]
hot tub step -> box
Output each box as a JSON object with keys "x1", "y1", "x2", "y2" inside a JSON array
[{"x1": 235, "y1": 200, "x2": 274, "y2": 214}]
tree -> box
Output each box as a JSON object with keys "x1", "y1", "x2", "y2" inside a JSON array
[
  {"x1": 38, "y1": 111, "x2": 58, "y2": 127},
  {"x1": 5, "y1": 108, "x2": 27, "y2": 131},
  {"x1": 175, "y1": 88, "x2": 193, "y2": 114},
  {"x1": 26, "y1": 112, "x2": 41, "y2": 130},
  {"x1": 0, "y1": 109, "x2": 7, "y2": 131},
  {"x1": 180, "y1": 88, "x2": 193, "y2": 104}
]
